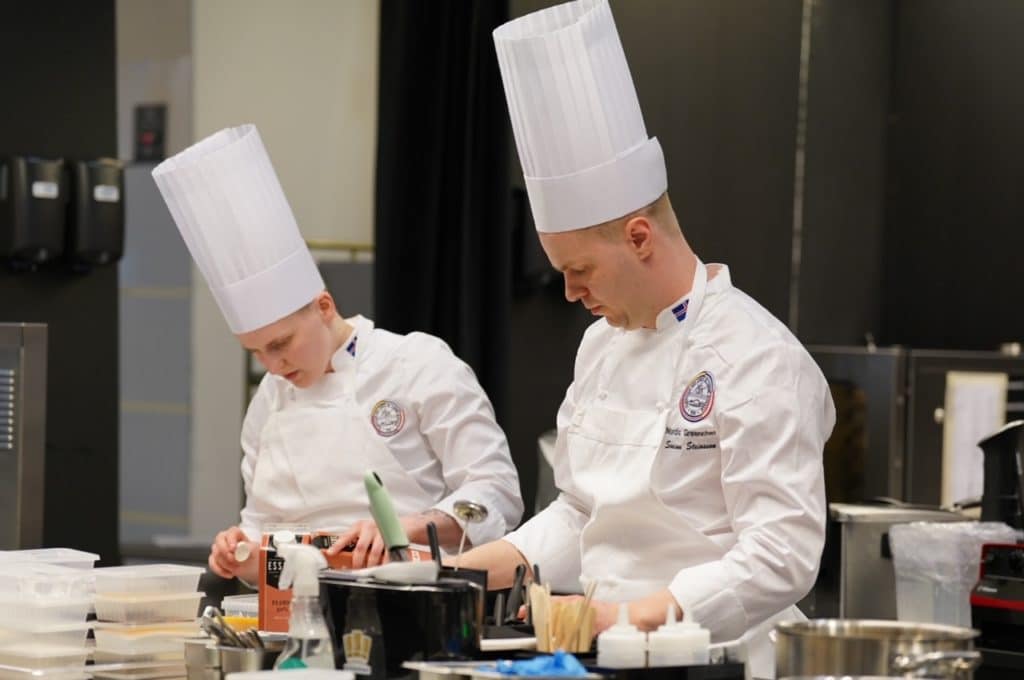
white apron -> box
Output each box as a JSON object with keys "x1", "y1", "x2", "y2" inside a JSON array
[
  {"x1": 250, "y1": 362, "x2": 437, "y2": 532},
  {"x1": 570, "y1": 262, "x2": 802, "y2": 680}
]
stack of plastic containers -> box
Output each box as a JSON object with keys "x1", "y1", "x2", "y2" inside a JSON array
[
  {"x1": 221, "y1": 594, "x2": 259, "y2": 632},
  {"x1": 91, "y1": 564, "x2": 204, "y2": 678},
  {"x1": 0, "y1": 549, "x2": 99, "y2": 680}
]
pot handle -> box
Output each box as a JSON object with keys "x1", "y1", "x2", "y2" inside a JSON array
[{"x1": 892, "y1": 649, "x2": 982, "y2": 677}]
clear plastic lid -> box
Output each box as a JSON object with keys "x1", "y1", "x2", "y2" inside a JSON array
[
  {"x1": 222, "y1": 593, "x2": 259, "y2": 616},
  {"x1": 0, "y1": 644, "x2": 91, "y2": 664},
  {"x1": 0, "y1": 622, "x2": 92, "y2": 649},
  {"x1": 93, "y1": 564, "x2": 203, "y2": 595},
  {"x1": 0, "y1": 562, "x2": 94, "y2": 599},
  {"x1": 0, "y1": 548, "x2": 99, "y2": 570}
]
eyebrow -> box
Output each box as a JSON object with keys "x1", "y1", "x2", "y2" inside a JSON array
[{"x1": 244, "y1": 334, "x2": 291, "y2": 353}]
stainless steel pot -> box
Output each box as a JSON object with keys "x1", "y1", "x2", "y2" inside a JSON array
[{"x1": 775, "y1": 619, "x2": 981, "y2": 679}]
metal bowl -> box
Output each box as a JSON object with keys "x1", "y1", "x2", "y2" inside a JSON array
[{"x1": 775, "y1": 619, "x2": 981, "y2": 680}]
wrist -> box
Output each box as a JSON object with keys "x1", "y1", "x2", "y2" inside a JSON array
[{"x1": 632, "y1": 590, "x2": 681, "y2": 631}]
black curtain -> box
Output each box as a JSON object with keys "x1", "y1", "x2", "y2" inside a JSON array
[{"x1": 374, "y1": 0, "x2": 512, "y2": 420}]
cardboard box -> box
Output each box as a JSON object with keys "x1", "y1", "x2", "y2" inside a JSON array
[{"x1": 259, "y1": 531, "x2": 434, "y2": 632}]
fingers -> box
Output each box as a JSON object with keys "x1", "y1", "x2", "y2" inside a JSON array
[
  {"x1": 330, "y1": 527, "x2": 359, "y2": 556},
  {"x1": 364, "y1": 532, "x2": 387, "y2": 567},
  {"x1": 350, "y1": 521, "x2": 379, "y2": 569},
  {"x1": 209, "y1": 526, "x2": 250, "y2": 579},
  {"x1": 208, "y1": 551, "x2": 233, "y2": 579}
]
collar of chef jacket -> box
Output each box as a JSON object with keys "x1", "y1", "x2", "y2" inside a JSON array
[
  {"x1": 649, "y1": 262, "x2": 731, "y2": 333},
  {"x1": 328, "y1": 315, "x2": 373, "y2": 375}
]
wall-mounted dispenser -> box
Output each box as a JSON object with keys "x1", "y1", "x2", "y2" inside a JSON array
[
  {"x1": 66, "y1": 158, "x2": 124, "y2": 267},
  {"x1": 0, "y1": 156, "x2": 67, "y2": 265}
]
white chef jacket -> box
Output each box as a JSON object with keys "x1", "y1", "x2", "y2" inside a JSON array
[
  {"x1": 505, "y1": 263, "x2": 835, "y2": 644},
  {"x1": 238, "y1": 315, "x2": 523, "y2": 546}
]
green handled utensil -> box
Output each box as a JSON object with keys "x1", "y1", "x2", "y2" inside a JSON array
[{"x1": 364, "y1": 470, "x2": 410, "y2": 561}]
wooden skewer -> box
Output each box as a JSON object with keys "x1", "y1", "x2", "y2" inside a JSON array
[{"x1": 569, "y1": 580, "x2": 598, "y2": 651}]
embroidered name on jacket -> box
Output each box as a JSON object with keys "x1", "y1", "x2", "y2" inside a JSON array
[{"x1": 663, "y1": 426, "x2": 719, "y2": 452}]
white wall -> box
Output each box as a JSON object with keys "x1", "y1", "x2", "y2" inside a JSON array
[
  {"x1": 193, "y1": 0, "x2": 379, "y2": 245},
  {"x1": 188, "y1": 0, "x2": 381, "y2": 540}
]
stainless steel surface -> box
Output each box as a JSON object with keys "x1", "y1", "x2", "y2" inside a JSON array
[
  {"x1": 0, "y1": 323, "x2": 47, "y2": 549},
  {"x1": 802, "y1": 502, "x2": 967, "y2": 619},
  {"x1": 453, "y1": 500, "x2": 489, "y2": 568},
  {"x1": 775, "y1": 619, "x2": 980, "y2": 679},
  {"x1": 453, "y1": 500, "x2": 489, "y2": 523},
  {"x1": 184, "y1": 636, "x2": 219, "y2": 675},
  {"x1": 219, "y1": 645, "x2": 280, "y2": 673}
]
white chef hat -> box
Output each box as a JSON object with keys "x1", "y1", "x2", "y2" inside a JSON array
[
  {"x1": 152, "y1": 124, "x2": 324, "y2": 334},
  {"x1": 493, "y1": 0, "x2": 666, "y2": 233}
]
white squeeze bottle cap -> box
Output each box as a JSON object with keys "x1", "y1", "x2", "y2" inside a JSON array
[
  {"x1": 646, "y1": 604, "x2": 687, "y2": 667},
  {"x1": 277, "y1": 543, "x2": 327, "y2": 597},
  {"x1": 596, "y1": 603, "x2": 647, "y2": 668},
  {"x1": 648, "y1": 605, "x2": 711, "y2": 667}
]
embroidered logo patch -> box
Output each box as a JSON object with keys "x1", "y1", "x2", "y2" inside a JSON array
[
  {"x1": 671, "y1": 299, "x2": 689, "y2": 323},
  {"x1": 680, "y1": 371, "x2": 715, "y2": 423},
  {"x1": 371, "y1": 399, "x2": 405, "y2": 437}
]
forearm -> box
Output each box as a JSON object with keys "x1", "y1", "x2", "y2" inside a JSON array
[
  {"x1": 403, "y1": 509, "x2": 465, "y2": 550},
  {"x1": 449, "y1": 539, "x2": 530, "y2": 590}
]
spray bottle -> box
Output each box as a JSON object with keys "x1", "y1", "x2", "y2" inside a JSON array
[{"x1": 272, "y1": 543, "x2": 335, "y2": 669}]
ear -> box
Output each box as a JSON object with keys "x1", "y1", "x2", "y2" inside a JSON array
[
  {"x1": 624, "y1": 216, "x2": 655, "y2": 260},
  {"x1": 314, "y1": 290, "x2": 337, "y2": 323}
]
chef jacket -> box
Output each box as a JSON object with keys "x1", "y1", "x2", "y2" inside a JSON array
[
  {"x1": 238, "y1": 315, "x2": 524, "y2": 546},
  {"x1": 505, "y1": 262, "x2": 835, "y2": 645}
]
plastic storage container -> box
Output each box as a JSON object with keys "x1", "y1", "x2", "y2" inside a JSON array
[
  {"x1": 94, "y1": 591, "x2": 204, "y2": 623},
  {"x1": 222, "y1": 593, "x2": 258, "y2": 616},
  {"x1": 0, "y1": 644, "x2": 91, "y2": 668},
  {"x1": 93, "y1": 648, "x2": 186, "y2": 664},
  {"x1": 94, "y1": 620, "x2": 200, "y2": 655},
  {"x1": 0, "y1": 622, "x2": 91, "y2": 649},
  {"x1": 0, "y1": 548, "x2": 99, "y2": 570},
  {"x1": 0, "y1": 593, "x2": 93, "y2": 627},
  {"x1": 890, "y1": 520, "x2": 1020, "y2": 626},
  {"x1": 93, "y1": 564, "x2": 203, "y2": 596},
  {"x1": 0, "y1": 562, "x2": 94, "y2": 599},
  {"x1": 222, "y1": 592, "x2": 259, "y2": 631}
]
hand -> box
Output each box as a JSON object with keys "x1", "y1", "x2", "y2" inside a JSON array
[
  {"x1": 582, "y1": 590, "x2": 684, "y2": 635},
  {"x1": 209, "y1": 526, "x2": 257, "y2": 581},
  {"x1": 329, "y1": 520, "x2": 389, "y2": 569}
]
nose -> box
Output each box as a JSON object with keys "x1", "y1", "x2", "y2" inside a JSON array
[
  {"x1": 266, "y1": 355, "x2": 288, "y2": 375},
  {"x1": 564, "y1": 275, "x2": 585, "y2": 303}
]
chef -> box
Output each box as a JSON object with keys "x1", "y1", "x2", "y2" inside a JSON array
[
  {"x1": 455, "y1": 1, "x2": 835, "y2": 676},
  {"x1": 152, "y1": 124, "x2": 523, "y2": 581}
]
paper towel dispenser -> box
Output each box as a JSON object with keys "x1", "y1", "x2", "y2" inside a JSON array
[
  {"x1": 66, "y1": 158, "x2": 124, "y2": 266},
  {"x1": 0, "y1": 156, "x2": 67, "y2": 264}
]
